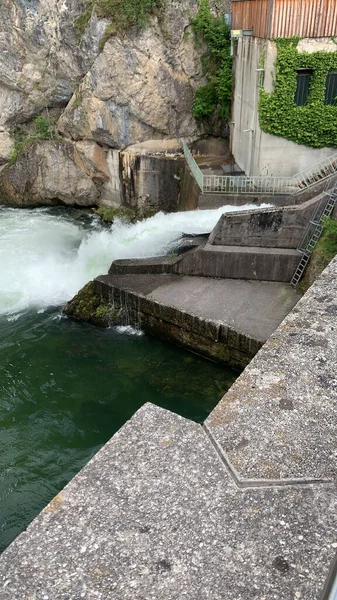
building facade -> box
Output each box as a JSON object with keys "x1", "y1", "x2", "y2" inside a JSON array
[{"x1": 231, "y1": 0, "x2": 337, "y2": 176}]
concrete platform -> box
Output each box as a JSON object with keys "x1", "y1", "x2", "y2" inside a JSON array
[
  {"x1": 95, "y1": 273, "x2": 301, "y2": 367},
  {"x1": 147, "y1": 275, "x2": 300, "y2": 341},
  {"x1": 1, "y1": 260, "x2": 337, "y2": 598},
  {"x1": 0, "y1": 403, "x2": 336, "y2": 600},
  {"x1": 206, "y1": 255, "x2": 337, "y2": 482},
  {"x1": 98, "y1": 274, "x2": 300, "y2": 343}
]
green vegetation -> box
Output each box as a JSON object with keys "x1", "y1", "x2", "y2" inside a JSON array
[
  {"x1": 8, "y1": 116, "x2": 55, "y2": 165},
  {"x1": 301, "y1": 217, "x2": 337, "y2": 292},
  {"x1": 75, "y1": 0, "x2": 165, "y2": 45},
  {"x1": 63, "y1": 281, "x2": 118, "y2": 327},
  {"x1": 95, "y1": 205, "x2": 156, "y2": 224},
  {"x1": 259, "y1": 38, "x2": 337, "y2": 148},
  {"x1": 191, "y1": 0, "x2": 232, "y2": 121},
  {"x1": 75, "y1": 5, "x2": 92, "y2": 41}
]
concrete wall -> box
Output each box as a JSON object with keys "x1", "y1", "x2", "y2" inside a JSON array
[
  {"x1": 208, "y1": 196, "x2": 321, "y2": 249},
  {"x1": 231, "y1": 36, "x2": 264, "y2": 176},
  {"x1": 175, "y1": 244, "x2": 300, "y2": 282},
  {"x1": 231, "y1": 37, "x2": 336, "y2": 177},
  {"x1": 100, "y1": 149, "x2": 122, "y2": 206},
  {"x1": 120, "y1": 140, "x2": 184, "y2": 212}
]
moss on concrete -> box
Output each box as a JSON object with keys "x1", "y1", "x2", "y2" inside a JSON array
[{"x1": 63, "y1": 281, "x2": 118, "y2": 327}]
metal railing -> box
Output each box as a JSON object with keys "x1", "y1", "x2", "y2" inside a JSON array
[
  {"x1": 182, "y1": 140, "x2": 204, "y2": 191},
  {"x1": 182, "y1": 139, "x2": 337, "y2": 196},
  {"x1": 203, "y1": 174, "x2": 296, "y2": 195},
  {"x1": 293, "y1": 154, "x2": 337, "y2": 189}
]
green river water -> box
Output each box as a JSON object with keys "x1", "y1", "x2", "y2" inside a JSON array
[{"x1": 0, "y1": 205, "x2": 243, "y2": 552}]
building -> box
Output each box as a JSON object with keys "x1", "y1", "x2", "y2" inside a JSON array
[{"x1": 231, "y1": 0, "x2": 337, "y2": 177}]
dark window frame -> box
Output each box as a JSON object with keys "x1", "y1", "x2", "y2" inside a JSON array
[
  {"x1": 325, "y1": 69, "x2": 337, "y2": 106},
  {"x1": 294, "y1": 68, "x2": 314, "y2": 106}
]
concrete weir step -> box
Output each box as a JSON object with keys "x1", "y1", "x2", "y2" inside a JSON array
[
  {"x1": 95, "y1": 273, "x2": 301, "y2": 368},
  {"x1": 176, "y1": 244, "x2": 301, "y2": 282}
]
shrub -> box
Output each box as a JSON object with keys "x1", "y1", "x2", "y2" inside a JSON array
[
  {"x1": 76, "y1": 0, "x2": 165, "y2": 45},
  {"x1": 191, "y1": 0, "x2": 232, "y2": 122},
  {"x1": 8, "y1": 116, "x2": 55, "y2": 165}
]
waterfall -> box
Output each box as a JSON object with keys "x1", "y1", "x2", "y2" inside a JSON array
[{"x1": 0, "y1": 203, "x2": 271, "y2": 317}]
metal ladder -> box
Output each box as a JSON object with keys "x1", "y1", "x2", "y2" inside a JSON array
[{"x1": 290, "y1": 184, "x2": 337, "y2": 287}]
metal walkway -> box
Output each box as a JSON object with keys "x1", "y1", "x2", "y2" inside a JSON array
[
  {"x1": 290, "y1": 184, "x2": 337, "y2": 287},
  {"x1": 182, "y1": 140, "x2": 337, "y2": 196}
]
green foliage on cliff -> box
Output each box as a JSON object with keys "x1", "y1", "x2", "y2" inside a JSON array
[
  {"x1": 259, "y1": 38, "x2": 337, "y2": 148},
  {"x1": 301, "y1": 216, "x2": 337, "y2": 291},
  {"x1": 76, "y1": 0, "x2": 165, "y2": 45},
  {"x1": 191, "y1": 0, "x2": 232, "y2": 121},
  {"x1": 8, "y1": 117, "x2": 55, "y2": 165},
  {"x1": 95, "y1": 205, "x2": 157, "y2": 224}
]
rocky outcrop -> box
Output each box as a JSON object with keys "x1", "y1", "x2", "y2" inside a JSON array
[
  {"x1": 0, "y1": 0, "x2": 228, "y2": 207},
  {"x1": 0, "y1": 141, "x2": 99, "y2": 206},
  {"x1": 0, "y1": 0, "x2": 104, "y2": 138},
  {"x1": 58, "y1": 1, "x2": 205, "y2": 147}
]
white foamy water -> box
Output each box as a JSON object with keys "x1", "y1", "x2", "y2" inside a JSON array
[{"x1": 0, "y1": 204, "x2": 271, "y2": 316}]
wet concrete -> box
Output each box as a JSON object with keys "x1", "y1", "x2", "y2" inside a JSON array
[{"x1": 95, "y1": 273, "x2": 301, "y2": 367}]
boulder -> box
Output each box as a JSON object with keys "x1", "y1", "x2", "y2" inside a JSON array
[{"x1": 0, "y1": 140, "x2": 99, "y2": 206}]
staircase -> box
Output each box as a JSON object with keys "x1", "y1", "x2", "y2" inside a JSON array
[{"x1": 290, "y1": 184, "x2": 337, "y2": 287}]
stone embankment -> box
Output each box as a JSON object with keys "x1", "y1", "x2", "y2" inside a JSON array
[{"x1": 1, "y1": 256, "x2": 337, "y2": 599}]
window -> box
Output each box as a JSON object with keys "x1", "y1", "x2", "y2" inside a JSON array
[
  {"x1": 294, "y1": 69, "x2": 313, "y2": 106},
  {"x1": 325, "y1": 70, "x2": 337, "y2": 106}
]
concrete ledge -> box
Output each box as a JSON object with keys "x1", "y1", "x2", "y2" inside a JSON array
[
  {"x1": 95, "y1": 274, "x2": 300, "y2": 367},
  {"x1": 109, "y1": 256, "x2": 180, "y2": 275},
  {"x1": 175, "y1": 244, "x2": 301, "y2": 282},
  {"x1": 207, "y1": 255, "x2": 337, "y2": 482},
  {"x1": 0, "y1": 403, "x2": 337, "y2": 599}
]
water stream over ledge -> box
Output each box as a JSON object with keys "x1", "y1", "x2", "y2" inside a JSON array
[{"x1": 0, "y1": 205, "x2": 261, "y2": 552}]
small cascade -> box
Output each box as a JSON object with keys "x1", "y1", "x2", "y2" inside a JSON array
[{"x1": 0, "y1": 203, "x2": 272, "y2": 317}]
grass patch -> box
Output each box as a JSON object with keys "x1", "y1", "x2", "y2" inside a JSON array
[
  {"x1": 8, "y1": 117, "x2": 56, "y2": 165},
  {"x1": 76, "y1": 0, "x2": 165, "y2": 46},
  {"x1": 75, "y1": 4, "x2": 93, "y2": 42},
  {"x1": 300, "y1": 216, "x2": 337, "y2": 292}
]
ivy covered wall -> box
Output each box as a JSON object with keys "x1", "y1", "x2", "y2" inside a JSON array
[{"x1": 259, "y1": 39, "x2": 337, "y2": 149}]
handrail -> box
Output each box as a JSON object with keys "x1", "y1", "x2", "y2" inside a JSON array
[{"x1": 182, "y1": 139, "x2": 337, "y2": 196}]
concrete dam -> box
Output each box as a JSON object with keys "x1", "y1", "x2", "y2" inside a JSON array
[{"x1": 1, "y1": 185, "x2": 337, "y2": 598}]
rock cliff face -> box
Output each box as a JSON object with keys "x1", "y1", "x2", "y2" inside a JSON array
[{"x1": 0, "y1": 0, "x2": 213, "y2": 207}]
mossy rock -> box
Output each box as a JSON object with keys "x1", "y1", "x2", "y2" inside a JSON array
[
  {"x1": 63, "y1": 281, "x2": 118, "y2": 327},
  {"x1": 95, "y1": 205, "x2": 157, "y2": 224}
]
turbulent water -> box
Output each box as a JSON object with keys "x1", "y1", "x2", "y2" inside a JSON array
[
  {"x1": 0, "y1": 204, "x2": 261, "y2": 552},
  {"x1": 0, "y1": 204, "x2": 269, "y2": 316}
]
